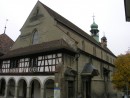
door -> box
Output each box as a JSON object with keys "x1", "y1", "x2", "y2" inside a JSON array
[
  {"x1": 68, "y1": 81, "x2": 75, "y2": 98},
  {"x1": 86, "y1": 79, "x2": 91, "y2": 98}
]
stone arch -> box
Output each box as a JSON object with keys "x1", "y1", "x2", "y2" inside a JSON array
[
  {"x1": 43, "y1": 77, "x2": 54, "y2": 86},
  {"x1": 7, "y1": 77, "x2": 16, "y2": 85},
  {"x1": 29, "y1": 77, "x2": 42, "y2": 87},
  {"x1": 0, "y1": 78, "x2": 6, "y2": 96},
  {"x1": 0, "y1": 77, "x2": 6, "y2": 84},
  {"x1": 17, "y1": 78, "x2": 27, "y2": 98},
  {"x1": 17, "y1": 77, "x2": 28, "y2": 86},
  {"x1": 44, "y1": 78, "x2": 54, "y2": 98},
  {"x1": 7, "y1": 78, "x2": 16, "y2": 97},
  {"x1": 29, "y1": 78, "x2": 42, "y2": 98}
]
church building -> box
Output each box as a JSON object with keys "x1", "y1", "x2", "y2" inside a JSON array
[{"x1": 0, "y1": 1, "x2": 117, "y2": 98}]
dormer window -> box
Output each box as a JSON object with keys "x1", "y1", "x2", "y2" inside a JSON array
[{"x1": 32, "y1": 29, "x2": 39, "y2": 44}]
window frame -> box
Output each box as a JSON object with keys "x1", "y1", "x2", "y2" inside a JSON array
[{"x1": 32, "y1": 29, "x2": 39, "y2": 45}]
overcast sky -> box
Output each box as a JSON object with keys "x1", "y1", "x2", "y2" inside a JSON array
[{"x1": 0, "y1": 0, "x2": 130, "y2": 56}]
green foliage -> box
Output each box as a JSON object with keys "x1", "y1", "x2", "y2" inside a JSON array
[{"x1": 112, "y1": 53, "x2": 130, "y2": 90}]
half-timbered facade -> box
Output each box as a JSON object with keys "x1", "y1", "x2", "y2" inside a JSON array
[{"x1": 0, "y1": 1, "x2": 118, "y2": 98}]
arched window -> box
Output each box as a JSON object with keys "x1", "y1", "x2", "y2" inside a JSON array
[{"x1": 32, "y1": 29, "x2": 39, "y2": 44}]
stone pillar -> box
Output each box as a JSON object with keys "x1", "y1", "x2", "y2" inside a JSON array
[
  {"x1": 26, "y1": 86, "x2": 30, "y2": 98},
  {"x1": 4, "y1": 85, "x2": 8, "y2": 98},
  {"x1": 41, "y1": 87, "x2": 44, "y2": 98},
  {"x1": 14, "y1": 85, "x2": 18, "y2": 98}
]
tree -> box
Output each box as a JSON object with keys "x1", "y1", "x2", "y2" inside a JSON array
[{"x1": 112, "y1": 53, "x2": 130, "y2": 92}]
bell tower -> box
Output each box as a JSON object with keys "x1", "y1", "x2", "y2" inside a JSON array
[{"x1": 90, "y1": 15, "x2": 99, "y2": 42}]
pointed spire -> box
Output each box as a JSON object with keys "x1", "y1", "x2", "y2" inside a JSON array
[
  {"x1": 92, "y1": 14, "x2": 95, "y2": 23},
  {"x1": 4, "y1": 19, "x2": 8, "y2": 34}
]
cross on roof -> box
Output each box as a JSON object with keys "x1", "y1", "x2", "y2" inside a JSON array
[{"x1": 92, "y1": 14, "x2": 95, "y2": 22}]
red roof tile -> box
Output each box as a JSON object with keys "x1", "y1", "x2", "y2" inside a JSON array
[{"x1": 0, "y1": 33, "x2": 14, "y2": 54}]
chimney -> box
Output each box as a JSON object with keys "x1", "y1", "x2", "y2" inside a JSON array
[{"x1": 101, "y1": 36, "x2": 107, "y2": 47}]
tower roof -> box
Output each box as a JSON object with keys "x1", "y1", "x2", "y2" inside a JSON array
[
  {"x1": 0, "y1": 33, "x2": 14, "y2": 54},
  {"x1": 90, "y1": 15, "x2": 98, "y2": 29},
  {"x1": 90, "y1": 21, "x2": 98, "y2": 29},
  {"x1": 101, "y1": 36, "x2": 107, "y2": 40}
]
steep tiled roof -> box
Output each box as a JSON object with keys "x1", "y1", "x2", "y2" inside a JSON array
[
  {"x1": 0, "y1": 33, "x2": 14, "y2": 54},
  {"x1": 40, "y1": 1, "x2": 115, "y2": 57},
  {"x1": 0, "y1": 39, "x2": 76, "y2": 59}
]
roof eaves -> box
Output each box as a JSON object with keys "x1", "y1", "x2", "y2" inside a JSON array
[{"x1": 0, "y1": 39, "x2": 77, "y2": 59}]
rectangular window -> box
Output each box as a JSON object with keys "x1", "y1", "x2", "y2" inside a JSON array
[
  {"x1": 0, "y1": 53, "x2": 62, "y2": 73},
  {"x1": 103, "y1": 67, "x2": 110, "y2": 81},
  {"x1": 38, "y1": 53, "x2": 62, "y2": 72},
  {"x1": 10, "y1": 60, "x2": 14, "y2": 68},
  {"x1": 101, "y1": 51, "x2": 103, "y2": 59},
  {"x1": 29, "y1": 57, "x2": 38, "y2": 67},
  {"x1": 2, "y1": 60, "x2": 10, "y2": 73},
  {"x1": 19, "y1": 58, "x2": 29, "y2": 73},
  {"x1": 10, "y1": 59, "x2": 19, "y2": 68},
  {"x1": 110, "y1": 58, "x2": 112, "y2": 63},
  {"x1": 82, "y1": 40, "x2": 85, "y2": 50},
  {"x1": 100, "y1": 63, "x2": 103, "y2": 78},
  {"x1": 106, "y1": 55, "x2": 109, "y2": 62},
  {"x1": 93, "y1": 47, "x2": 96, "y2": 56}
]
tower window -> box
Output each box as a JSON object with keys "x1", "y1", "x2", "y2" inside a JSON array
[
  {"x1": 93, "y1": 46, "x2": 96, "y2": 56},
  {"x1": 82, "y1": 40, "x2": 85, "y2": 50},
  {"x1": 32, "y1": 29, "x2": 39, "y2": 44}
]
